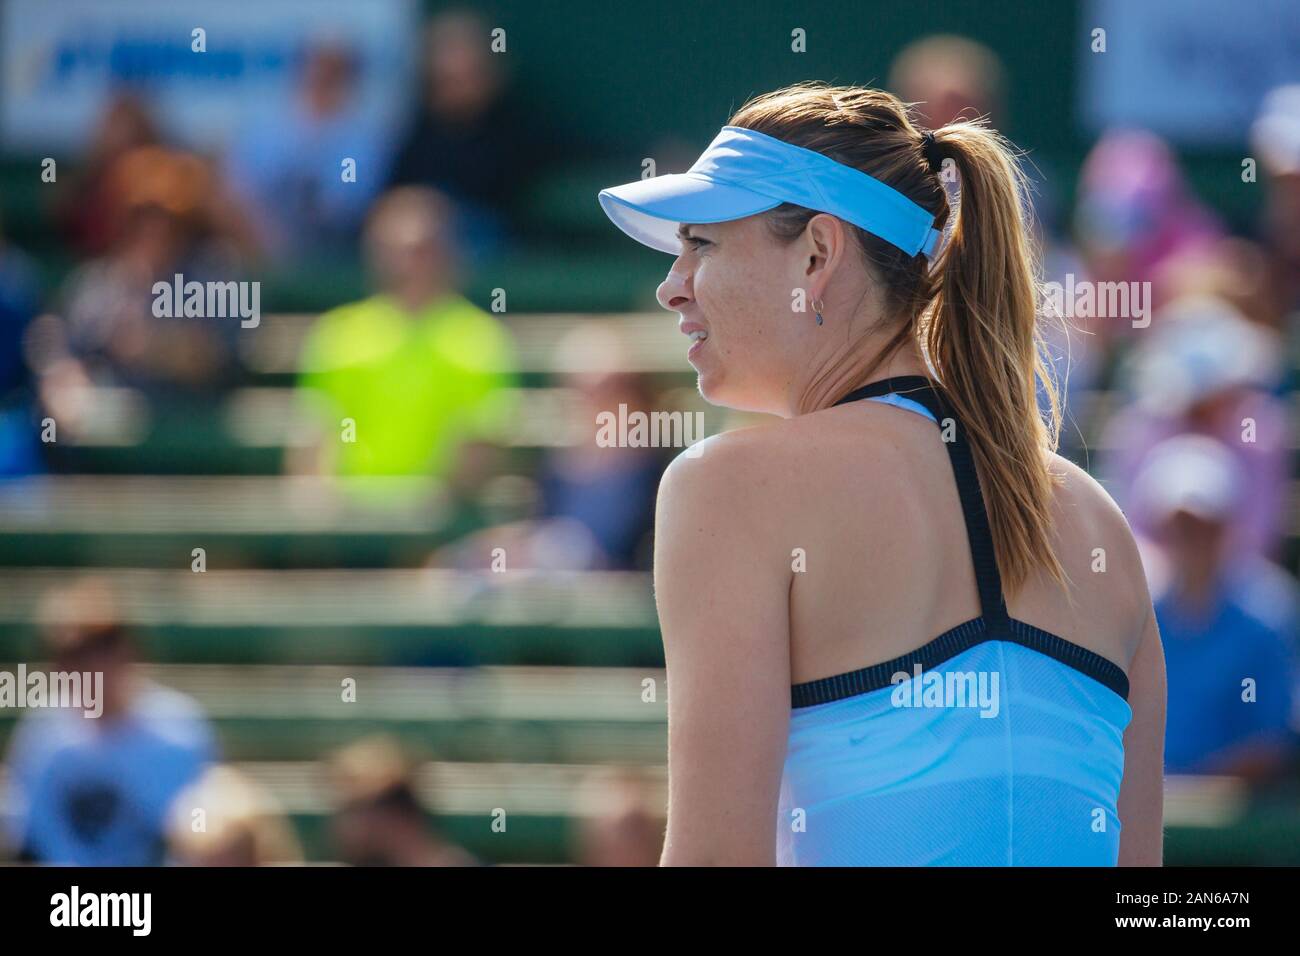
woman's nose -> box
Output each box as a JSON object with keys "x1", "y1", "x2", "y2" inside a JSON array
[{"x1": 656, "y1": 267, "x2": 693, "y2": 312}]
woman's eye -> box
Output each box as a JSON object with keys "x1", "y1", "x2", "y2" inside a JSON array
[{"x1": 683, "y1": 236, "x2": 711, "y2": 251}]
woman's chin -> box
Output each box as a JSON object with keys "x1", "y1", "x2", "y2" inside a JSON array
[
  {"x1": 695, "y1": 369, "x2": 726, "y2": 406},
  {"x1": 696, "y1": 372, "x2": 749, "y2": 412},
  {"x1": 698, "y1": 374, "x2": 785, "y2": 417}
]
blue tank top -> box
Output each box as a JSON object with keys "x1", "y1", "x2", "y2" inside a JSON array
[{"x1": 776, "y1": 376, "x2": 1132, "y2": 866}]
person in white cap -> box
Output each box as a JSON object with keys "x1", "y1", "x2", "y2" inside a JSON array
[
  {"x1": 1132, "y1": 435, "x2": 1296, "y2": 783},
  {"x1": 1101, "y1": 293, "x2": 1286, "y2": 562}
]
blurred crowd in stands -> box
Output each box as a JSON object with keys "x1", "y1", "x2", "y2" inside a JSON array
[
  {"x1": 2, "y1": 580, "x2": 664, "y2": 865},
  {"x1": 1, "y1": 20, "x2": 1299, "y2": 863}
]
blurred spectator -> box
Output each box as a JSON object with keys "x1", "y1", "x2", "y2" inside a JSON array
[
  {"x1": 0, "y1": 215, "x2": 43, "y2": 475},
  {"x1": 533, "y1": 366, "x2": 663, "y2": 569},
  {"x1": 570, "y1": 766, "x2": 664, "y2": 866},
  {"x1": 888, "y1": 34, "x2": 1006, "y2": 130},
  {"x1": 1133, "y1": 437, "x2": 1297, "y2": 782},
  {"x1": 3, "y1": 578, "x2": 216, "y2": 865},
  {"x1": 432, "y1": 323, "x2": 665, "y2": 571},
  {"x1": 167, "y1": 765, "x2": 303, "y2": 866},
  {"x1": 52, "y1": 92, "x2": 162, "y2": 258},
  {"x1": 1075, "y1": 130, "x2": 1223, "y2": 315},
  {"x1": 1101, "y1": 294, "x2": 1288, "y2": 562},
  {"x1": 1157, "y1": 236, "x2": 1288, "y2": 333},
  {"x1": 226, "y1": 38, "x2": 390, "y2": 263},
  {"x1": 37, "y1": 146, "x2": 253, "y2": 412},
  {"x1": 291, "y1": 186, "x2": 516, "y2": 485},
  {"x1": 328, "y1": 736, "x2": 477, "y2": 866},
  {"x1": 385, "y1": 9, "x2": 571, "y2": 260},
  {"x1": 1251, "y1": 85, "x2": 1300, "y2": 317}
]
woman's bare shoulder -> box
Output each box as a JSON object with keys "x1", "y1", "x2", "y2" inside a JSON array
[
  {"x1": 1046, "y1": 452, "x2": 1138, "y2": 547},
  {"x1": 655, "y1": 415, "x2": 859, "y2": 539},
  {"x1": 1042, "y1": 452, "x2": 1153, "y2": 633}
]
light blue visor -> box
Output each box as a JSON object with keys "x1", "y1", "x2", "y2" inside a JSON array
[{"x1": 598, "y1": 125, "x2": 942, "y2": 258}]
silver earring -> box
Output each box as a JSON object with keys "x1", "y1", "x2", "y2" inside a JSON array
[{"x1": 812, "y1": 297, "x2": 824, "y2": 326}]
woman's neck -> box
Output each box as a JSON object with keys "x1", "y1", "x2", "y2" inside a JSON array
[{"x1": 790, "y1": 335, "x2": 929, "y2": 417}]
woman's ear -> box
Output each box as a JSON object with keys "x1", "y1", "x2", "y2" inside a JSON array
[{"x1": 802, "y1": 212, "x2": 848, "y2": 302}]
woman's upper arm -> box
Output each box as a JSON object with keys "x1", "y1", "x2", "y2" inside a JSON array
[
  {"x1": 1118, "y1": 598, "x2": 1167, "y2": 866},
  {"x1": 653, "y1": 437, "x2": 792, "y2": 865}
]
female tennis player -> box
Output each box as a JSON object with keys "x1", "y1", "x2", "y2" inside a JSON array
[{"x1": 597, "y1": 83, "x2": 1166, "y2": 866}]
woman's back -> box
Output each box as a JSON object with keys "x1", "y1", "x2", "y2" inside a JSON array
[
  {"x1": 777, "y1": 382, "x2": 1148, "y2": 685},
  {"x1": 712, "y1": 377, "x2": 1151, "y2": 865}
]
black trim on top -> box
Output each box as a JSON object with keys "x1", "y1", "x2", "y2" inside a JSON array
[
  {"x1": 789, "y1": 615, "x2": 1131, "y2": 708},
  {"x1": 798, "y1": 375, "x2": 1131, "y2": 708}
]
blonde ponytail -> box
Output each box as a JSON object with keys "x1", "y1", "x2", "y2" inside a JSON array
[{"x1": 921, "y1": 120, "x2": 1065, "y2": 594}]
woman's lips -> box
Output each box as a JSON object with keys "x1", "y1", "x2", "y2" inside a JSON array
[{"x1": 680, "y1": 321, "x2": 709, "y2": 361}]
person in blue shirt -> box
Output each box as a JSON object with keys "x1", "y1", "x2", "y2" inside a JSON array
[
  {"x1": 1133, "y1": 435, "x2": 1297, "y2": 781},
  {"x1": 3, "y1": 578, "x2": 216, "y2": 865},
  {"x1": 226, "y1": 39, "x2": 391, "y2": 263}
]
